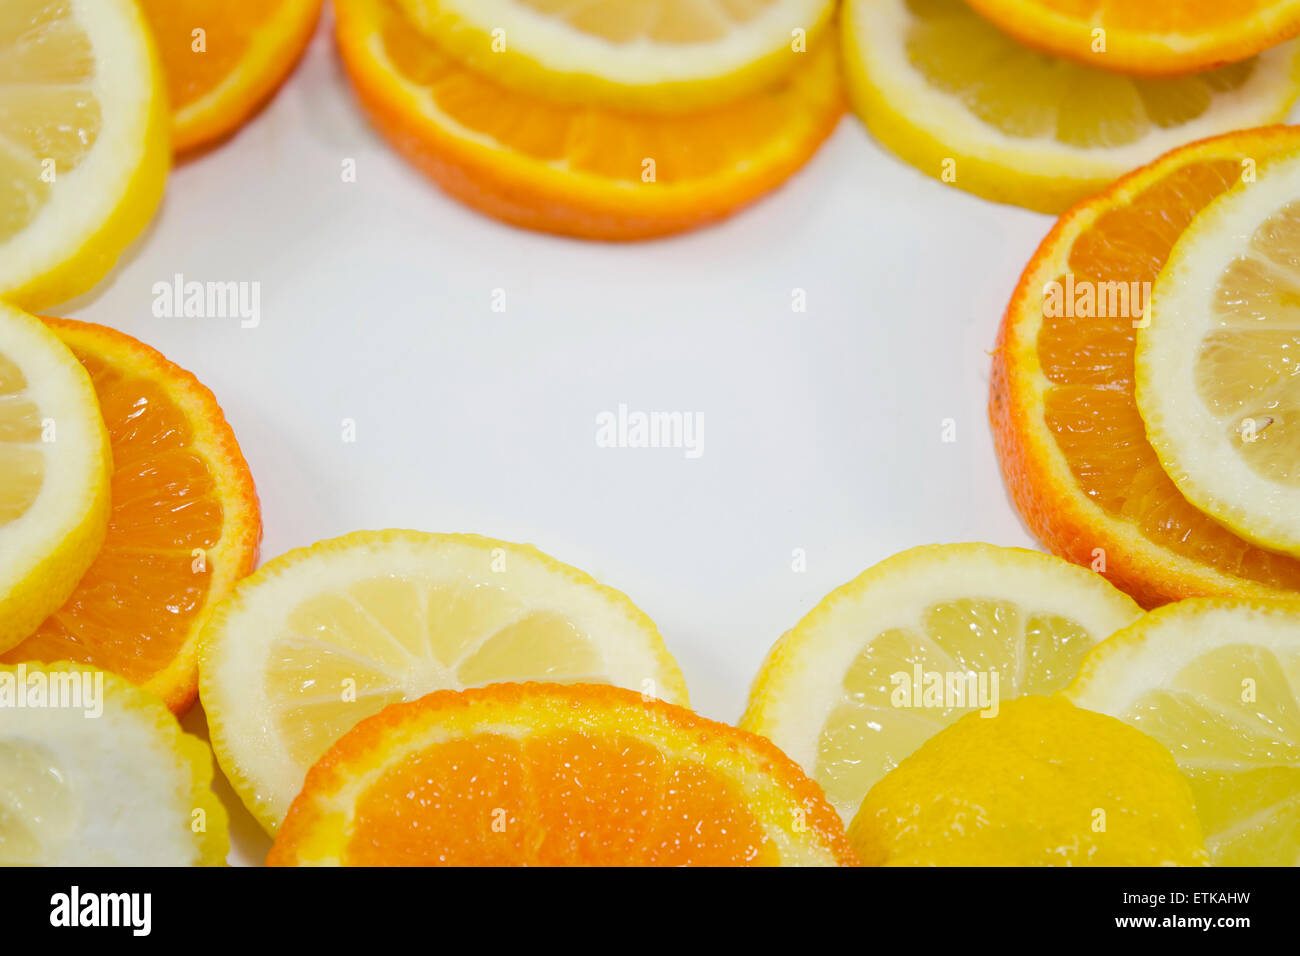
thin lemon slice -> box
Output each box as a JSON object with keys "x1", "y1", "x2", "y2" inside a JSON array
[
  {"x1": 741, "y1": 543, "x2": 1143, "y2": 821},
  {"x1": 1068, "y1": 599, "x2": 1300, "y2": 866},
  {"x1": 1138, "y1": 151, "x2": 1300, "y2": 558},
  {"x1": 842, "y1": 0, "x2": 1300, "y2": 213},
  {"x1": 199, "y1": 530, "x2": 689, "y2": 832},
  {"x1": 394, "y1": 0, "x2": 834, "y2": 112},
  {"x1": 0, "y1": 662, "x2": 226, "y2": 865},
  {"x1": 0, "y1": 304, "x2": 109, "y2": 653},
  {"x1": 0, "y1": 0, "x2": 168, "y2": 309}
]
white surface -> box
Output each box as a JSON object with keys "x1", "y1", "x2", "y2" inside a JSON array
[{"x1": 76, "y1": 11, "x2": 1067, "y2": 864}]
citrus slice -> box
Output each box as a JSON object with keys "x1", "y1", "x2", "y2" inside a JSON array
[
  {"x1": 0, "y1": 0, "x2": 168, "y2": 309},
  {"x1": 1138, "y1": 151, "x2": 1300, "y2": 558},
  {"x1": 2, "y1": 319, "x2": 260, "y2": 714},
  {"x1": 0, "y1": 305, "x2": 109, "y2": 654},
  {"x1": 199, "y1": 530, "x2": 690, "y2": 833},
  {"x1": 1068, "y1": 599, "x2": 1300, "y2": 866},
  {"x1": 268, "y1": 682, "x2": 856, "y2": 866},
  {"x1": 0, "y1": 662, "x2": 227, "y2": 865},
  {"x1": 740, "y1": 543, "x2": 1142, "y2": 822},
  {"x1": 842, "y1": 0, "x2": 1300, "y2": 213},
  {"x1": 394, "y1": 0, "x2": 835, "y2": 113},
  {"x1": 991, "y1": 125, "x2": 1300, "y2": 607},
  {"x1": 335, "y1": 0, "x2": 844, "y2": 240},
  {"x1": 848, "y1": 695, "x2": 1208, "y2": 866},
  {"x1": 139, "y1": 0, "x2": 324, "y2": 154},
  {"x1": 966, "y1": 0, "x2": 1300, "y2": 77}
]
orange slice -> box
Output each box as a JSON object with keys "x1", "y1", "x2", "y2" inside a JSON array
[
  {"x1": 2, "y1": 319, "x2": 261, "y2": 712},
  {"x1": 334, "y1": 0, "x2": 844, "y2": 240},
  {"x1": 140, "y1": 0, "x2": 323, "y2": 153},
  {"x1": 268, "y1": 683, "x2": 858, "y2": 866},
  {"x1": 965, "y1": 0, "x2": 1300, "y2": 76},
  {"x1": 991, "y1": 125, "x2": 1300, "y2": 608}
]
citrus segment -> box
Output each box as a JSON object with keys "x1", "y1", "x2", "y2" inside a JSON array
[
  {"x1": 394, "y1": 0, "x2": 834, "y2": 112},
  {"x1": 0, "y1": 0, "x2": 167, "y2": 309},
  {"x1": 1138, "y1": 150, "x2": 1300, "y2": 557},
  {"x1": 1068, "y1": 599, "x2": 1300, "y2": 866},
  {"x1": 0, "y1": 305, "x2": 109, "y2": 654},
  {"x1": 140, "y1": 0, "x2": 324, "y2": 153},
  {"x1": 0, "y1": 662, "x2": 226, "y2": 865},
  {"x1": 966, "y1": 0, "x2": 1300, "y2": 77},
  {"x1": 991, "y1": 125, "x2": 1300, "y2": 606},
  {"x1": 2, "y1": 320, "x2": 261, "y2": 713},
  {"x1": 268, "y1": 683, "x2": 856, "y2": 866},
  {"x1": 848, "y1": 696, "x2": 1208, "y2": 866},
  {"x1": 199, "y1": 530, "x2": 689, "y2": 832},
  {"x1": 842, "y1": 0, "x2": 1300, "y2": 213},
  {"x1": 336, "y1": 0, "x2": 844, "y2": 240},
  {"x1": 741, "y1": 543, "x2": 1142, "y2": 821}
]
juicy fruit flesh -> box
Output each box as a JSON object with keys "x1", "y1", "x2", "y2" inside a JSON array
[
  {"x1": 0, "y1": 739, "x2": 76, "y2": 864},
  {"x1": 815, "y1": 597, "x2": 1095, "y2": 811},
  {"x1": 1198, "y1": 201, "x2": 1300, "y2": 486},
  {"x1": 141, "y1": 0, "x2": 280, "y2": 112},
  {"x1": 511, "y1": 0, "x2": 777, "y2": 45},
  {"x1": 267, "y1": 576, "x2": 603, "y2": 766},
  {"x1": 346, "y1": 731, "x2": 776, "y2": 866},
  {"x1": 0, "y1": 350, "x2": 43, "y2": 525},
  {"x1": 1118, "y1": 643, "x2": 1300, "y2": 865},
  {"x1": 378, "y1": 0, "x2": 838, "y2": 184},
  {"x1": 903, "y1": 0, "x2": 1256, "y2": 147},
  {"x1": 1037, "y1": 152, "x2": 1300, "y2": 590},
  {"x1": 0, "y1": 0, "x2": 101, "y2": 243},
  {"x1": 1, "y1": 343, "x2": 224, "y2": 683}
]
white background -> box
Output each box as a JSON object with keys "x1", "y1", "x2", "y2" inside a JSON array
[{"x1": 70, "y1": 10, "x2": 1070, "y2": 863}]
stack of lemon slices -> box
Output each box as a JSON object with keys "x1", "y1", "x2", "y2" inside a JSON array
[
  {"x1": 974, "y1": 123, "x2": 1300, "y2": 865},
  {"x1": 743, "y1": 542, "x2": 1300, "y2": 866},
  {"x1": 840, "y1": 0, "x2": 1300, "y2": 211},
  {"x1": 333, "y1": 0, "x2": 845, "y2": 238}
]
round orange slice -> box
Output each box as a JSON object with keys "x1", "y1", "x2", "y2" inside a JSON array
[
  {"x1": 140, "y1": 0, "x2": 324, "y2": 154},
  {"x1": 991, "y1": 125, "x2": 1300, "y2": 608},
  {"x1": 268, "y1": 683, "x2": 858, "y2": 866},
  {"x1": 334, "y1": 0, "x2": 844, "y2": 240},
  {"x1": 965, "y1": 0, "x2": 1300, "y2": 77},
  {"x1": 1, "y1": 319, "x2": 261, "y2": 713}
]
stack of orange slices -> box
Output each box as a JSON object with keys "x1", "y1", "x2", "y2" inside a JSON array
[
  {"x1": 7, "y1": 0, "x2": 1300, "y2": 873},
  {"x1": 333, "y1": 0, "x2": 845, "y2": 239}
]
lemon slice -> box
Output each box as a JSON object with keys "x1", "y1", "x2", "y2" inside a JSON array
[
  {"x1": 0, "y1": 662, "x2": 227, "y2": 865},
  {"x1": 394, "y1": 0, "x2": 835, "y2": 112},
  {"x1": 0, "y1": 305, "x2": 109, "y2": 653},
  {"x1": 1137, "y1": 151, "x2": 1300, "y2": 558},
  {"x1": 0, "y1": 0, "x2": 168, "y2": 309},
  {"x1": 741, "y1": 543, "x2": 1143, "y2": 821},
  {"x1": 842, "y1": 0, "x2": 1300, "y2": 213},
  {"x1": 1068, "y1": 598, "x2": 1300, "y2": 866},
  {"x1": 199, "y1": 530, "x2": 689, "y2": 832}
]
